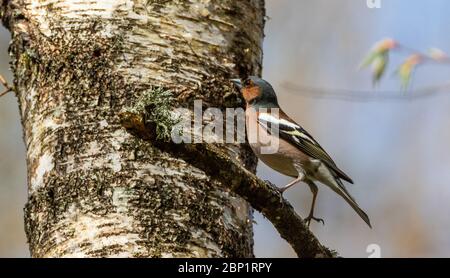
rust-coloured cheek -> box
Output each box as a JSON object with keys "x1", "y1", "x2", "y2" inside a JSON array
[{"x1": 242, "y1": 86, "x2": 261, "y2": 103}]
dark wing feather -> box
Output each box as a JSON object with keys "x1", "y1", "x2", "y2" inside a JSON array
[
  {"x1": 280, "y1": 125, "x2": 353, "y2": 184},
  {"x1": 259, "y1": 113, "x2": 354, "y2": 184}
]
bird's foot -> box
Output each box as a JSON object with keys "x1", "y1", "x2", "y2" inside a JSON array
[
  {"x1": 305, "y1": 215, "x2": 325, "y2": 227},
  {"x1": 264, "y1": 180, "x2": 277, "y2": 188}
]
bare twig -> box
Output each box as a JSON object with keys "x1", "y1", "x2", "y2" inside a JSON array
[
  {"x1": 0, "y1": 74, "x2": 12, "y2": 97},
  {"x1": 119, "y1": 111, "x2": 335, "y2": 258},
  {"x1": 0, "y1": 89, "x2": 11, "y2": 98}
]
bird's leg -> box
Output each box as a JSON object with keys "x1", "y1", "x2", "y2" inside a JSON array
[
  {"x1": 279, "y1": 173, "x2": 304, "y2": 193},
  {"x1": 304, "y1": 181, "x2": 325, "y2": 227}
]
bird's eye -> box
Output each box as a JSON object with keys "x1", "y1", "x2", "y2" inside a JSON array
[{"x1": 244, "y1": 79, "x2": 253, "y2": 87}]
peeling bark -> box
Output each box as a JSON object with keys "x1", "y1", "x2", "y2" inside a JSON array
[{"x1": 1, "y1": 0, "x2": 264, "y2": 257}]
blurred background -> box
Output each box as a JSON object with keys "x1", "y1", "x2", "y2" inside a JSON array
[{"x1": 2, "y1": 0, "x2": 450, "y2": 257}]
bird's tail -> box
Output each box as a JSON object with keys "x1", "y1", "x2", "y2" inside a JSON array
[{"x1": 330, "y1": 178, "x2": 372, "y2": 228}]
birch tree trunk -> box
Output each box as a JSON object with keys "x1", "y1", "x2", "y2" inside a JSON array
[{"x1": 1, "y1": 0, "x2": 265, "y2": 257}]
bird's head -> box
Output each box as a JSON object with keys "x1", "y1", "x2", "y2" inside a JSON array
[{"x1": 231, "y1": 76, "x2": 279, "y2": 108}]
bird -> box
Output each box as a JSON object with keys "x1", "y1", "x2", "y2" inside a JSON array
[{"x1": 231, "y1": 76, "x2": 371, "y2": 228}]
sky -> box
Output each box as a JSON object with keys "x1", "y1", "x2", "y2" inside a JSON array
[{"x1": 1, "y1": 0, "x2": 450, "y2": 257}]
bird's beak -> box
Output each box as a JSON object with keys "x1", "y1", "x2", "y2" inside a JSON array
[{"x1": 230, "y1": 79, "x2": 243, "y2": 89}]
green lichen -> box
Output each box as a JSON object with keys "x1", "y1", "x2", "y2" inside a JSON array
[
  {"x1": 18, "y1": 52, "x2": 33, "y2": 76},
  {"x1": 125, "y1": 87, "x2": 180, "y2": 141}
]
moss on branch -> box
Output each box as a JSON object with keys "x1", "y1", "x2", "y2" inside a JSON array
[{"x1": 123, "y1": 87, "x2": 180, "y2": 141}]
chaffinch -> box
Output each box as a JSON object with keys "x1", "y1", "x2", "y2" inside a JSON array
[{"x1": 232, "y1": 76, "x2": 371, "y2": 228}]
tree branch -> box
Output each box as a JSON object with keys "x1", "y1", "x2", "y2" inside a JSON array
[{"x1": 119, "y1": 111, "x2": 336, "y2": 258}]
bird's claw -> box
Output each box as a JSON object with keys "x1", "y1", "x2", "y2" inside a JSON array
[
  {"x1": 305, "y1": 215, "x2": 325, "y2": 227},
  {"x1": 264, "y1": 180, "x2": 277, "y2": 188},
  {"x1": 277, "y1": 187, "x2": 287, "y2": 194}
]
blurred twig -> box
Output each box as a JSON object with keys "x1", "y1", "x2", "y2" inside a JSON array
[
  {"x1": 0, "y1": 74, "x2": 12, "y2": 97},
  {"x1": 396, "y1": 44, "x2": 450, "y2": 65},
  {"x1": 361, "y1": 38, "x2": 450, "y2": 88},
  {"x1": 282, "y1": 81, "x2": 450, "y2": 102}
]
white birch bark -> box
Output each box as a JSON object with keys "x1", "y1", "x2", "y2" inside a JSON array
[{"x1": 1, "y1": 0, "x2": 265, "y2": 257}]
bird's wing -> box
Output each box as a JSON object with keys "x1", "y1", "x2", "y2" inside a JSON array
[{"x1": 258, "y1": 111, "x2": 354, "y2": 184}]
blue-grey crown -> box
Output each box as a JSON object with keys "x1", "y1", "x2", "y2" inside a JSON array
[{"x1": 248, "y1": 76, "x2": 279, "y2": 107}]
